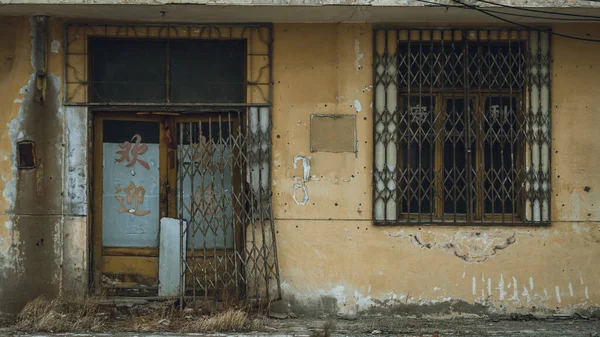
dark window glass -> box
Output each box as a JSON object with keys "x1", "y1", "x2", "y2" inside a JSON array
[
  {"x1": 483, "y1": 96, "x2": 519, "y2": 214},
  {"x1": 169, "y1": 40, "x2": 246, "y2": 103},
  {"x1": 469, "y1": 43, "x2": 525, "y2": 89},
  {"x1": 442, "y1": 98, "x2": 475, "y2": 215},
  {"x1": 90, "y1": 39, "x2": 167, "y2": 103},
  {"x1": 177, "y1": 121, "x2": 232, "y2": 145},
  {"x1": 400, "y1": 96, "x2": 435, "y2": 214},
  {"x1": 103, "y1": 120, "x2": 160, "y2": 144}
]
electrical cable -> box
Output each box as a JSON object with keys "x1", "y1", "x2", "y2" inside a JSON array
[
  {"x1": 415, "y1": 0, "x2": 600, "y2": 21},
  {"x1": 474, "y1": 0, "x2": 600, "y2": 20},
  {"x1": 450, "y1": 0, "x2": 600, "y2": 42}
]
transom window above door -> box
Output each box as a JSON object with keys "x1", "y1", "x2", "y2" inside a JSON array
[
  {"x1": 63, "y1": 23, "x2": 272, "y2": 106},
  {"x1": 89, "y1": 39, "x2": 246, "y2": 103}
]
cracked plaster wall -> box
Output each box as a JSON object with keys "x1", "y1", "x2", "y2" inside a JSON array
[{"x1": 0, "y1": 16, "x2": 88, "y2": 315}]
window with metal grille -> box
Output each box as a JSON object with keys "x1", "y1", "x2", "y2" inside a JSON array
[{"x1": 373, "y1": 29, "x2": 551, "y2": 225}]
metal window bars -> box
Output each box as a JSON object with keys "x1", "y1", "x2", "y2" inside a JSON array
[
  {"x1": 177, "y1": 108, "x2": 279, "y2": 303},
  {"x1": 373, "y1": 28, "x2": 551, "y2": 225}
]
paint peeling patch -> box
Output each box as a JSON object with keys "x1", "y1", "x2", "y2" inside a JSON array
[
  {"x1": 282, "y1": 282, "x2": 494, "y2": 318},
  {"x1": 386, "y1": 230, "x2": 518, "y2": 263},
  {"x1": 354, "y1": 39, "x2": 363, "y2": 73},
  {"x1": 498, "y1": 274, "x2": 507, "y2": 300},
  {"x1": 568, "y1": 283, "x2": 574, "y2": 297},
  {"x1": 361, "y1": 84, "x2": 373, "y2": 93},
  {"x1": 522, "y1": 287, "x2": 531, "y2": 304},
  {"x1": 355, "y1": 290, "x2": 374, "y2": 311},
  {"x1": 509, "y1": 277, "x2": 518, "y2": 301},
  {"x1": 354, "y1": 100, "x2": 362, "y2": 112},
  {"x1": 292, "y1": 155, "x2": 311, "y2": 206},
  {"x1": 51, "y1": 40, "x2": 60, "y2": 53},
  {"x1": 13, "y1": 99, "x2": 22, "y2": 104},
  {"x1": 1, "y1": 221, "x2": 13, "y2": 254},
  {"x1": 4, "y1": 75, "x2": 36, "y2": 211}
]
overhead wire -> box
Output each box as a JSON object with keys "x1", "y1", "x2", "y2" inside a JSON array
[
  {"x1": 412, "y1": 0, "x2": 600, "y2": 43},
  {"x1": 415, "y1": 0, "x2": 600, "y2": 21},
  {"x1": 473, "y1": 0, "x2": 600, "y2": 20},
  {"x1": 451, "y1": 0, "x2": 600, "y2": 42}
]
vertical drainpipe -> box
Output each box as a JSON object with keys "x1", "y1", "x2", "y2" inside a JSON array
[{"x1": 31, "y1": 15, "x2": 48, "y2": 105}]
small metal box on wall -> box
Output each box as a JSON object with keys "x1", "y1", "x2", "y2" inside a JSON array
[{"x1": 310, "y1": 114, "x2": 357, "y2": 154}]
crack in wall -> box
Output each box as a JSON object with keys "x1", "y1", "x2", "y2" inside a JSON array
[{"x1": 387, "y1": 230, "x2": 520, "y2": 263}]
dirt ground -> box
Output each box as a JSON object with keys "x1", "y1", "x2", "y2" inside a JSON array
[
  {"x1": 1, "y1": 316, "x2": 600, "y2": 336},
  {"x1": 1, "y1": 296, "x2": 598, "y2": 337}
]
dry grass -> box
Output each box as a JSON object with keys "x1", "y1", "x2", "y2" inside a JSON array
[
  {"x1": 16, "y1": 295, "x2": 106, "y2": 332},
  {"x1": 182, "y1": 307, "x2": 263, "y2": 332},
  {"x1": 124, "y1": 303, "x2": 180, "y2": 332},
  {"x1": 16, "y1": 296, "x2": 263, "y2": 333},
  {"x1": 310, "y1": 320, "x2": 336, "y2": 337}
]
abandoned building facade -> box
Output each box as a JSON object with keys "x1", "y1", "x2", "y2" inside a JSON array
[{"x1": 0, "y1": 0, "x2": 599, "y2": 318}]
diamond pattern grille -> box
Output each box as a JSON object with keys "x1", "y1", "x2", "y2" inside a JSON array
[
  {"x1": 177, "y1": 109, "x2": 280, "y2": 302},
  {"x1": 373, "y1": 29, "x2": 551, "y2": 225}
]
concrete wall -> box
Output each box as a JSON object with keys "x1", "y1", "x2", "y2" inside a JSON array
[{"x1": 0, "y1": 17, "x2": 598, "y2": 317}]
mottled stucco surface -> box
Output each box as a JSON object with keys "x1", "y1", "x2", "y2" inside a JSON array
[
  {"x1": 0, "y1": 17, "x2": 87, "y2": 315},
  {"x1": 270, "y1": 23, "x2": 600, "y2": 317},
  {"x1": 0, "y1": 18, "x2": 599, "y2": 317}
]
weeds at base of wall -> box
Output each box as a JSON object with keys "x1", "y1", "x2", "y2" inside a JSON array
[
  {"x1": 16, "y1": 295, "x2": 104, "y2": 332},
  {"x1": 310, "y1": 320, "x2": 336, "y2": 337},
  {"x1": 14, "y1": 295, "x2": 264, "y2": 333}
]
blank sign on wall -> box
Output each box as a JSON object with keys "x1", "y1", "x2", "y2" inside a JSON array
[{"x1": 310, "y1": 114, "x2": 357, "y2": 153}]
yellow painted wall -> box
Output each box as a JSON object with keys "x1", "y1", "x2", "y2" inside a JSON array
[
  {"x1": 0, "y1": 16, "x2": 70, "y2": 313},
  {"x1": 0, "y1": 18, "x2": 598, "y2": 316},
  {"x1": 271, "y1": 23, "x2": 600, "y2": 316}
]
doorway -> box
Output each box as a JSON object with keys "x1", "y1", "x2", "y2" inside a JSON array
[{"x1": 92, "y1": 112, "x2": 242, "y2": 298}]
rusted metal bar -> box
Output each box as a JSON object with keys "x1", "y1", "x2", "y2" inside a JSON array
[{"x1": 373, "y1": 27, "x2": 551, "y2": 226}]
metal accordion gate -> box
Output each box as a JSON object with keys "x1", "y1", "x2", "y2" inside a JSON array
[
  {"x1": 372, "y1": 28, "x2": 552, "y2": 225},
  {"x1": 177, "y1": 108, "x2": 279, "y2": 303}
]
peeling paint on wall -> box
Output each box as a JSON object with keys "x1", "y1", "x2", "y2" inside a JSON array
[
  {"x1": 0, "y1": 16, "x2": 69, "y2": 314},
  {"x1": 292, "y1": 155, "x2": 311, "y2": 206},
  {"x1": 386, "y1": 230, "x2": 519, "y2": 263},
  {"x1": 50, "y1": 40, "x2": 60, "y2": 53},
  {"x1": 354, "y1": 99, "x2": 362, "y2": 112},
  {"x1": 354, "y1": 39, "x2": 363, "y2": 73}
]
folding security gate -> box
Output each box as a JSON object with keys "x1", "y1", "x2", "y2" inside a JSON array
[{"x1": 176, "y1": 109, "x2": 279, "y2": 302}]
